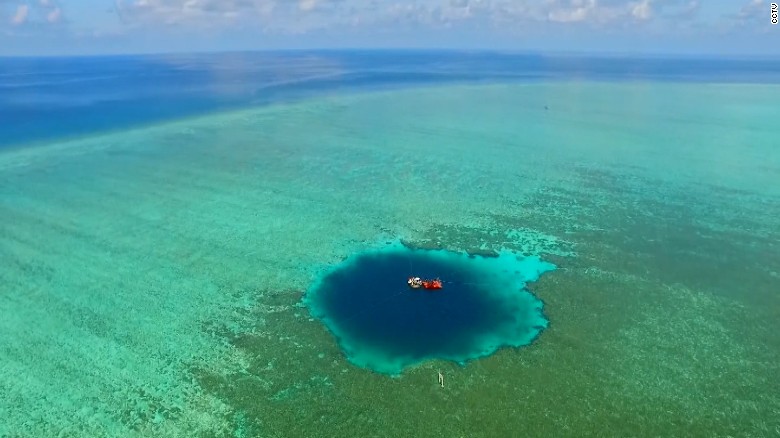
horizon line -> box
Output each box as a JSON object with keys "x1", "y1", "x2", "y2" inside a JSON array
[{"x1": 2, "y1": 47, "x2": 780, "y2": 61}]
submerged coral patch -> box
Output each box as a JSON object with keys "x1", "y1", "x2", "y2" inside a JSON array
[{"x1": 304, "y1": 242, "x2": 556, "y2": 375}]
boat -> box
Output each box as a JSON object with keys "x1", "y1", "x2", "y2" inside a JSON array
[{"x1": 408, "y1": 277, "x2": 442, "y2": 290}]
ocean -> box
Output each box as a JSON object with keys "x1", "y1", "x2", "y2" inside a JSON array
[
  {"x1": 3, "y1": 51, "x2": 779, "y2": 149},
  {"x1": 0, "y1": 51, "x2": 778, "y2": 437}
]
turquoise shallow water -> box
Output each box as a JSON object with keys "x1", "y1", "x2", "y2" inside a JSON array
[{"x1": 0, "y1": 81, "x2": 779, "y2": 437}]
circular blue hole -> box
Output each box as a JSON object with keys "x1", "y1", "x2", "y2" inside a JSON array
[{"x1": 305, "y1": 243, "x2": 555, "y2": 375}]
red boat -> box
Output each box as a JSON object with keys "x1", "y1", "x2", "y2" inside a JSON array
[
  {"x1": 408, "y1": 277, "x2": 443, "y2": 290},
  {"x1": 422, "y1": 279, "x2": 443, "y2": 290}
]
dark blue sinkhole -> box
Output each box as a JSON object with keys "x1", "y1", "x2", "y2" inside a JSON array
[{"x1": 304, "y1": 242, "x2": 556, "y2": 375}]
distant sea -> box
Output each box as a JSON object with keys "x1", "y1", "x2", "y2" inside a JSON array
[{"x1": 2, "y1": 51, "x2": 779, "y2": 148}]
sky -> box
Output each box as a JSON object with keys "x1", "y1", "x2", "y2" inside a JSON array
[{"x1": 0, "y1": 0, "x2": 777, "y2": 56}]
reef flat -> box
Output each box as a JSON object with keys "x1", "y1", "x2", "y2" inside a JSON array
[{"x1": 0, "y1": 82, "x2": 778, "y2": 437}]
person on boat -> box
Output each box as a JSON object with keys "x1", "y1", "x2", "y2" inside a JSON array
[{"x1": 408, "y1": 277, "x2": 423, "y2": 288}]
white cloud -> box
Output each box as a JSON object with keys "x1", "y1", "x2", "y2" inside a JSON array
[
  {"x1": 721, "y1": 0, "x2": 771, "y2": 34},
  {"x1": 12, "y1": 4, "x2": 29, "y2": 25},
  {"x1": 737, "y1": 0, "x2": 764, "y2": 19},
  {"x1": 47, "y1": 6, "x2": 61, "y2": 23},
  {"x1": 631, "y1": 0, "x2": 652, "y2": 20},
  {"x1": 486, "y1": 0, "x2": 667, "y2": 27},
  {"x1": 438, "y1": 0, "x2": 480, "y2": 21},
  {"x1": 299, "y1": 0, "x2": 318, "y2": 12},
  {"x1": 342, "y1": 0, "x2": 665, "y2": 31},
  {"x1": 10, "y1": 0, "x2": 705, "y2": 38},
  {"x1": 3, "y1": 0, "x2": 63, "y2": 27},
  {"x1": 115, "y1": 0, "x2": 277, "y2": 27},
  {"x1": 548, "y1": 0, "x2": 597, "y2": 23},
  {"x1": 0, "y1": 0, "x2": 770, "y2": 55}
]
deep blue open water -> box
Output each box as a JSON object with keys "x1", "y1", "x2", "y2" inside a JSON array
[
  {"x1": 304, "y1": 243, "x2": 552, "y2": 375},
  {"x1": 2, "y1": 50, "x2": 779, "y2": 149}
]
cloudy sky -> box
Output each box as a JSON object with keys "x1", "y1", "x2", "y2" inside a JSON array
[{"x1": 0, "y1": 0, "x2": 776, "y2": 56}]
